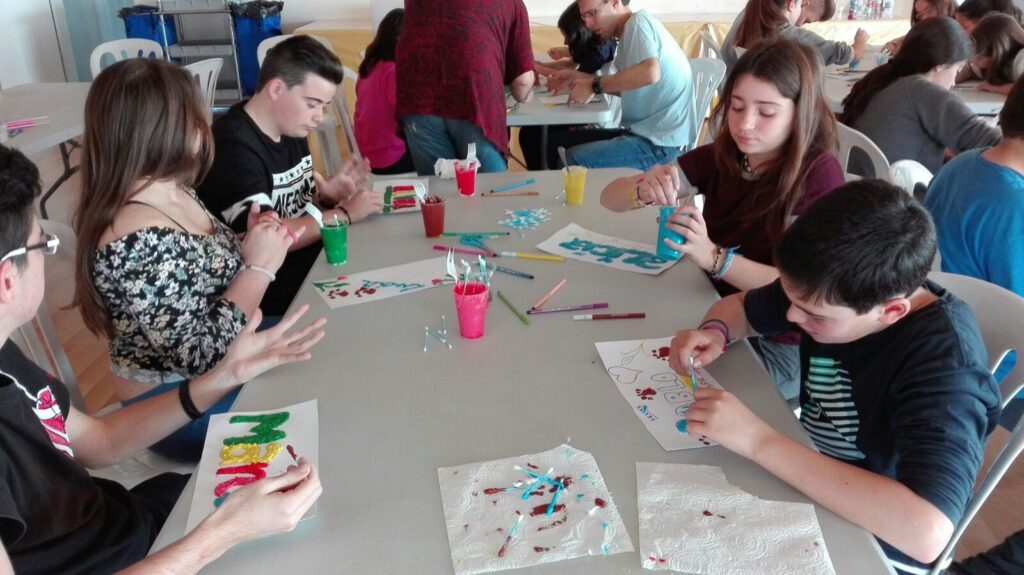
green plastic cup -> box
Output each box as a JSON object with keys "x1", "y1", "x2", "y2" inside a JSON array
[{"x1": 321, "y1": 221, "x2": 348, "y2": 266}]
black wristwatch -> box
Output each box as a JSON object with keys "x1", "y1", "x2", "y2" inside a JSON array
[{"x1": 592, "y1": 76, "x2": 603, "y2": 95}]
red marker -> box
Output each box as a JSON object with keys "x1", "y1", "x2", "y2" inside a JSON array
[{"x1": 572, "y1": 313, "x2": 646, "y2": 320}]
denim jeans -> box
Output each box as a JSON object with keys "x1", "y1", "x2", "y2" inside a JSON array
[
  {"x1": 552, "y1": 128, "x2": 682, "y2": 171},
  {"x1": 401, "y1": 115, "x2": 507, "y2": 175}
]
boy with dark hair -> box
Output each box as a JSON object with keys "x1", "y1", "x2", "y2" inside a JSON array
[
  {"x1": 199, "y1": 35, "x2": 384, "y2": 317},
  {"x1": 669, "y1": 179, "x2": 1001, "y2": 574},
  {"x1": 0, "y1": 145, "x2": 324, "y2": 574}
]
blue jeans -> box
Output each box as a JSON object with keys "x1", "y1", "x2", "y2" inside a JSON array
[
  {"x1": 402, "y1": 115, "x2": 507, "y2": 175},
  {"x1": 555, "y1": 129, "x2": 681, "y2": 171},
  {"x1": 122, "y1": 382, "x2": 240, "y2": 462}
]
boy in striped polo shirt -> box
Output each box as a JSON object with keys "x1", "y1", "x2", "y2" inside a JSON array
[{"x1": 668, "y1": 179, "x2": 1000, "y2": 574}]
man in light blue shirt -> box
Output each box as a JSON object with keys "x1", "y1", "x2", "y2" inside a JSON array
[{"x1": 547, "y1": 0, "x2": 694, "y2": 170}]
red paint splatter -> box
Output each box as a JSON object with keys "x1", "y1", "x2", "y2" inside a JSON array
[
  {"x1": 635, "y1": 387, "x2": 656, "y2": 400},
  {"x1": 533, "y1": 546, "x2": 555, "y2": 552},
  {"x1": 702, "y1": 510, "x2": 713, "y2": 517},
  {"x1": 549, "y1": 475, "x2": 573, "y2": 492},
  {"x1": 432, "y1": 278, "x2": 444, "y2": 285},
  {"x1": 647, "y1": 556, "x2": 668, "y2": 564},
  {"x1": 530, "y1": 503, "x2": 565, "y2": 517},
  {"x1": 339, "y1": 290, "x2": 349, "y2": 297},
  {"x1": 526, "y1": 462, "x2": 539, "y2": 470},
  {"x1": 492, "y1": 500, "x2": 498, "y2": 506},
  {"x1": 651, "y1": 346, "x2": 671, "y2": 361},
  {"x1": 594, "y1": 497, "x2": 607, "y2": 508},
  {"x1": 536, "y1": 513, "x2": 568, "y2": 531},
  {"x1": 483, "y1": 487, "x2": 505, "y2": 495},
  {"x1": 463, "y1": 523, "x2": 469, "y2": 531},
  {"x1": 498, "y1": 535, "x2": 514, "y2": 558}
]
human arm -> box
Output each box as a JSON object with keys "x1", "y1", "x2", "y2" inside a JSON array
[
  {"x1": 977, "y1": 81, "x2": 1015, "y2": 95},
  {"x1": 668, "y1": 292, "x2": 758, "y2": 374},
  {"x1": 115, "y1": 460, "x2": 322, "y2": 575},
  {"x1": 684, "y1": 390, "x2": 955, "y2": 563},
  {"x1": 505, "y1": 1, "x2": 535, "y2": 104},
  {"x1": 915, "y1": 83, "x2": 1002, "y2": 153},
  {"x1": 66, "y1": 306, "x2": 325, "y2": 468},
  {"x1": 510, "y1": 70, "x2": 535, "y2": 103},
  {"x1": 560, "y1": 58, "x2": 661, "y2": 104},
  {"x1": 785, "y1": 26, "x2": 857, "y2": 65},
  {"x1": 548, "y1": 46, "x2": 570, "y2": 61}
]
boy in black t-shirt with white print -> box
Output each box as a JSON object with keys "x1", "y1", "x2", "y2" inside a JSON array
[{"x1": 669, "y1": 179, "x2": 1001, "y2": 574}]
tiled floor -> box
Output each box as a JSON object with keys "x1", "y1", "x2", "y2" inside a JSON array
[{"x1": 26, "y1": 135, "x2": 1022, "y2": 562}]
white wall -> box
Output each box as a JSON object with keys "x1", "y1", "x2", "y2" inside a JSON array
[{"x1": 0, "y1": 0, "x2": 66, "y2": 88}]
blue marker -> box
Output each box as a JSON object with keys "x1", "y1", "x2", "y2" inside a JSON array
[
  {"x1": 491, "y1": 178, "x2": 535, "y2": 193},
  {"x1": 495, "y1": 265, "x2": 534, "y2": 279}
]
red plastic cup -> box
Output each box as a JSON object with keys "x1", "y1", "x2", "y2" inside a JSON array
[
  {"x1": 453, "y1": 281, "x2": 489, "y2": 338},
  {"x1": 420, "y1": 196, "x2": 445, "y2": 237},
  {"x1": 455, "y1": 160, "x2": 478, "y2": 197}
]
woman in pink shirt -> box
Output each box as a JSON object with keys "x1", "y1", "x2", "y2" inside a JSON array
[{"x1": 355, "y1": 9, "x2": 414, "y2": 174}]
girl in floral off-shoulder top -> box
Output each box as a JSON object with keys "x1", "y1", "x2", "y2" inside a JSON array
[{"x1": 74, "y1": 59, "x2": 296, "y2": 461}]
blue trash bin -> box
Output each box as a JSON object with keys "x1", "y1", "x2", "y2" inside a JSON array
[
  {"x1": 119, "y1": 5, "x2": 178, "y2": 47},
  {"x1": 230, "y1": 1, "x2": 284, "y2": 96}
]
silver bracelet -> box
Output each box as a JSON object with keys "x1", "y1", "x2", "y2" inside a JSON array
[{"x1": 240, "y1": 264, "x2": 276, "y2": 282}]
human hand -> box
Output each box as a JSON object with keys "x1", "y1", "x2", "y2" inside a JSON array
[
  {"x1": 313, "y1": 158, "x2": 370, "y2": 206},
  {"x1": 336, "y1": 189, "x2": 384, "y2": 223},
  {"x1": 636, "y1": 163, "x2": 682, "y2": 206},
  {"x1": 546, "y1": 69, "x2": 579, "y2": 95},
  {"x1": 240, "y1": 219, "x2": 299, "y2": 271},
  {"x1": 882, "y1": 38, "x2": 901, "y2": 55},
  {"x1": 684, "y1": 389, "x2": 777, "y2": 460},
  {"x1": 548, "y1": 46, "x2": 570, "y2": 60},
  {"x1": 568, "y1": 78, "x2": 595, "y2": 105},
  {"x1": 222, "y1": 305, "x2": 326, "y2": 386},
  {"x1": 246, "y1": 203, "x2": 281, "y2": 232},
  {"x1": 668, "y1": 328, "x2": 726, "y2": 375},
  {"x1": 200, "y1": 458, "x2": 323, "y2": 548},
  {"x1": 854, "y1": 29, "x2": 869, "y2": 47},
  {"x1": 663, "y1": 206, "x2": 716, "y2": 271}
]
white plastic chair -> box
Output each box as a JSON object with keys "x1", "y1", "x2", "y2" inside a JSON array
[
  {"x1": 927, "y1": 274, "x2": 1024, "y2": 574},
  {"x1": 888, "y1": 159, "x2": 933, "y2": 201},
  {"x1": 699, "y1": 27, "x2": 723, "y2": 60},
  {"x1": 837, "y1": 123, "x2": 890, "y2": 180},
  {"x1": 686, "y1": 58, "x2": 727, "y2": 152},
  {"x1": 90, "y1": 38, "x2": 164, "y2": 79},
  {"x1": 184, "y1": 58, "x2": 223, "y2": 124}
]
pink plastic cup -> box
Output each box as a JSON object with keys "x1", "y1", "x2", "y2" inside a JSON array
[
  {"x1": 455, "y1": 160, "x2": 478, "y2": 197},
  {"x1": 453, "y1": 281, "x2": 489, "y2": 338}
]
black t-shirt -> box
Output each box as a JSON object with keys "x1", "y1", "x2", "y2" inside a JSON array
[
  {"x1": 198, "y1": 102, "x2": 322, "y2": 317},
  {"x1": 745, "y1": 279, "x2": 1001, "y2": 573},
  {"x1": 0, "y1": 342, "x2": 157, "y2": 574}
]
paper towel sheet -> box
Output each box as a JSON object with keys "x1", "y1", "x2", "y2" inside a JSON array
[
  {"x1": 637, "y1": 462, "x2": 836, "y2": 575},
  {"x1": 438, "y1": 444, "x2": 633, "y2": 575}
]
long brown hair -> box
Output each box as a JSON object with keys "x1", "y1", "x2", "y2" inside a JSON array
[
  {"x1": 913, "y1": 0, "x2": 957, "y2": 25},
  {"x1": 710, "y1": 38, "x2": 838, "y2": 235},
  {"x1": 734, "y1": 0, "x2": 791, "y2": 50},
  {"x1": 73, "y1": 58, "x2": 213, "y2": 338},
  {"x1": 972, "y1": 13, "x2": 1024, "y2": 85},
  {"x1": 841, "y1": 17, "x2": 973, "y2": 126}
]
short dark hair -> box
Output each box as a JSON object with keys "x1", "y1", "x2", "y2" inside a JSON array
[
  {"x1": 0, "y1": 146, "x2": 42, "y2": 270},
  {"x1": 256, "y1": 35, "x2": 344, "y2": 92},
  {"x1": 1001, "y1": 75, "x2": 1024, "y2": 138},
  {"x1": 775, "y1": 179, "x2": 936, "y2": 314},
  {"x1": 957, "y1": 0, "x2": 1024, "y2": 25}
]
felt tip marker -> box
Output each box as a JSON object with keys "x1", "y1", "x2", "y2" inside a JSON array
[
  {"x1": 432, "y1": 245, "x2": 490, "y2": 257},
  {"x1": 572, "y1": 313, "x2": 646, "y2": 320},
  {"x1": 500, "y1": 251, "x2": 565, "y2": 262},
  {"x1": 490, "y1": 178, "x2": 535, "y2": 193},
  {"x1": 483, "y1": 191, "x2": 539, "y2": 197},
  {"x1": 527, "y1": 303, "x2": 608, "y2": 315},
  {"x1": 494, "y1": 265, "x2": 534, "y2": 279}
]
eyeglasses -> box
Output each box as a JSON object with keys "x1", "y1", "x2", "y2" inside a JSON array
[
  {"x1": 580, "y1": 0, "x2": 610, "y2": 21},
  {"x1": 0, "y1": 232, "x2": 60, "y2": 263}
]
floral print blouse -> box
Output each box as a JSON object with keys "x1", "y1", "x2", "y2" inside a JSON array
[{"x1": 91, "y1": 206, "x2": 247, "y2": 385}]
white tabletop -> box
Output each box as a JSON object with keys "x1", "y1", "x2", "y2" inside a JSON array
[
  {"x1": 152, "y1": 169, "x2": 892, "y2": 575},
  {"x1": 506, "y1": 94, "x2": 614, "y2": 127},
  {"x1": 824, "y1": 69, "x2": 1006, "y2": 116},
  {"x1": 0, "y1": 83, "x2": 91, "y2": 157}
]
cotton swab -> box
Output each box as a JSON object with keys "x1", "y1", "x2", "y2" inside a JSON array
[{"x1": 497, "y1": 514, "x2": 524, "y2": 558}]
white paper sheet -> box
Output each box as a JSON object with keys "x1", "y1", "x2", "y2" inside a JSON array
[
  {"x1": 536, "y1": 223, "x2": 677, "y2": 275},
  {"x1": 372, "y1": 178, "x2": 428, "y2": 214},
  {"x1": 596, "y1": 337, "x2": 724, "y2": 451},
  {"x1": 636, "y1": 462, "x2": 835, "y2": 574},
  {"x1": 310, "y1": 257, "x2": 450, "y2": 309},
  {"x1": 186, "y1": 399, "x2": 319, "y2": 533},
  {"x1": 438, "y1": 444, "x2": 633, "y2": 575}
]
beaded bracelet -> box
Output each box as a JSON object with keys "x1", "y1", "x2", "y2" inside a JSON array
[
  {"x1": 337, "y1": 205, "x2": 352, "y2": 225},
  {"x1": 241, "y1": 264, "x2": 276, "y2": 282},
  {"x1": 698, "y1": 319, "x2": 732, "y2": 352},
  {"x1": 178, "y1": 380, "x2": 204, "y2": 420}
]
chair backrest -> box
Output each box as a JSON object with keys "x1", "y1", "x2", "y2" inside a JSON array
[
  {"x1": 686, "y1": 58, "x2": 727, "y2": 152},
  {"x1": 338, "y1": 66, "x2": 361, "y2": 159},
  {"x1": 927, "y1": 416, "x2": 1024, "y2": 574},
  {"x1": 256, "y1": 34, "x2": 334, "y2": 68},
  {"x1": 837, "y1": 122, "x2": 890, "y2": 180},
  {"x1": 929, "y1": 271, "x2": 1024, "y2": 407},
  {"x1": 90, "y1": 39, "x2": 164, "y2": 79},
  {"x1": 184, "y1": 58, "x2": 223, "y2": 124},
  {"x1": 888, "y1": 159, "x2": 933, "y2": 201},
  {"x1": 699, "y1": 27, "x2": 722, "y2": 60},
  {"x1": 922, "y1": 271, "x2": 1024, "y2": 574},
  {"x1": 11, "y1": 307, "x2": 85, "y2": 412}
]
